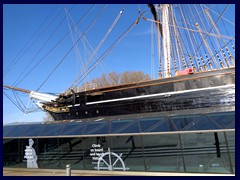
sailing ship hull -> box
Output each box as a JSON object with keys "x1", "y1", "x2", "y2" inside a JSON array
[{"x1": 46, "y1": 67, "x2": 235, "y2": 121}]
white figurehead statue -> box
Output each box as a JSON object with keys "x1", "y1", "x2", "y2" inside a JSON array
[{"x1": 24, "y1": 139, "x2": 38, "y2": 168}]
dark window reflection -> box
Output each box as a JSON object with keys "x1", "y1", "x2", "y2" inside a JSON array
[
  {"x1": 142, "y1": 134, "x2": 184, "y2": 172},
  {"x1": 225, "y1": 131, "x2": 235, "y2": 173},
  {"x1": 37, "y1": 138, "x2": 59, "y2": 169},
  {"x1": 3, "y1": 139, "x2": 19, "y2": 167},
  {"x1": 82, "y1": 136, "x2": 110, "y2": 170},
  {"x1": 3, "y1": 130, "x2": 234, "y2": 174},
  {"x1": 181, "y1": 132, "x2": 232, "y2": 173},
  {"x1": 58, "y1": 138, "x2": 84, "y2": 169},
  {"x1": 111, "y1": 136, "x2": 145, "y2": 171}
]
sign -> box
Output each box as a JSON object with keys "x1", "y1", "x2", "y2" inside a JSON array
[
  {"x1": 90, "y1": 144, "x2": 129, "y2": 171},
  {"x1": 90, "y1": 144, "x2": 104, "y2": 165}
]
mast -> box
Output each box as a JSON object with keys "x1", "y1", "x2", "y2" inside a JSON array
[
  {"x1": 4, "y1": 85, "x2": 58, "y2": 102},
  {"x1": 3, "y1": 85, "x2": 31, "y2": 94},
  {"x1": 161, "y1": 4, "x2": 171, "y2": 78}
]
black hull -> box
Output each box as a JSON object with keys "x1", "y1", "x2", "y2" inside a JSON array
[{"x1": 47, "y1": 68, "x2": 235, "y2": 121}]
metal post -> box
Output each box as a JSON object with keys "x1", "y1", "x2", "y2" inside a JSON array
[{"x1": 66, "y1": 164, "x2": 71, "y2": 176}]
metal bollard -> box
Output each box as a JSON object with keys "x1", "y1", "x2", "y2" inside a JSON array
[{"x1": 66, "y1": 164, "x2": 71, "y2": 176}]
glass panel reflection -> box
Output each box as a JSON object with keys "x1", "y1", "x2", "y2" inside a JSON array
[
  {"x1": 3, "y1": 111, "x2": 235, "y2": 174},
  {"x1": 3, "y1": 126, "x2": 16, "y2": 137},
  {"x1": 3, "y1": 139, "x2": 19, "y2": 167},
  {"x1": 225, "y1": 131, "x2": 235, "y2": 173},
  {"x1": 84, "y1": 121, "x2": 109, "y2": 135},
  {"x1": 23, "y1": 124, "x2": 47, "y2": 136},
  {"x1": 61, "y1": 123, "x2": 85, "y2": 135},
  {"x1": 82, "y1": 136, "x2": 111, "y2": 170},
  {"x1": 111, "y1": 120, "x2": 140, "y2": 134},
  {"x1": 6, "y1": 125, "x2": 30, "y2": 137},
  {"x1": 39, "y1": 124, "x2": 65, "y2": 136},
  {"x1": 142, "y1": 134, "x2": 184, "y2": 172},
  {"x1": 37, "y1": 138, "x2": 60, "y2": 169},
  {"x1": 208, "y1": 111, "x2": 235, "y2": 129},
  {"x1": 58, "y1": 138, "x2": 84, "y2": 170},
  {"x1": 181, "y1": 132, "x2": 232, "y2": 173},
  {"x1": 111, "y1": 136, "x2": 145, "y2": 171}
]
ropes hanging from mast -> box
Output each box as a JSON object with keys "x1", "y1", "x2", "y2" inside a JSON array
[
  {"x1": 4, "y1": 4, "x2": 235, "y2": 93},
  {"x1": 4, "y1": 89, "x2": 40, "y2": 114},
  {"x1": 144, "y1": 4, "x2": 234, "y2": 77},
  {"x1": 12, "y1": 6, "x2": 76, "y2": 88},
  {"x1": 193, "y1": 4, "x2": 230, "y2": 69},
  {"x1": 3, "y1": 4, "x2": 235, "y2": 120},
  {"x1": 36, "y1": 5, "x2": 107, "y2": 91},
  {"x1": 3, "y1": 5, "x2": 61, "y2": 79},
  {"x1": 6, "y1": 5, "x2": 96, "y2": 91},
  {"x1": 69, "y1": 14, "x2": 142, "y2": 89},
  {"x1": 71, "y1": 4, "x2": 127, "y2": 89},
  {"x1": 68, "y1": 4, "x2": 131, "y2": 90}
]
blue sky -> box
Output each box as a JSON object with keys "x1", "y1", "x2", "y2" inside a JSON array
[
  {"x1": 3, "y1": 4, "x2": 154, "y2": 124},
  {"x1": 3, "y1": 4, "x2": 235, "y2": 124}
]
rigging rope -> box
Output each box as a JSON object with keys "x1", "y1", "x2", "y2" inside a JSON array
[
  {"x1": 170, "y1": 10, "x2": 184, "y2": 72},
  {"x1": 3, "y1": 91, "x2": 25, "y2": 112},
  {"x1": 71, "y1": 17, "x2": 141, "y2": 89},
  {"x1": 13, "y1": 91, "x2": 28, "y2": 112},
  {"x1": 4, "y1": 90, "x2": 42, "y2": 114},
  {"x1": 13, "y1": 6, "x2": 75, "y2": 87},
  {"x1": 8, "y1": 5, "x2": 96, "y2": 91},
  {"x1": 178, "y1": 5, "x2": 194, "y2": 67},
  {"x1": 187, "y1": 5, "x2": 207, "y2": 70},
  {"x1": 36, "y1": 5, "x2": 108, "y2": 91},
  {"x1": 69, "y1": 4, "x2": 127, "y2": 89},
  {"x1": 142, "y1": 17, "x2": 234, "y2": 41},
  {"x1": 193, "y1": 4, "x2": 229, "y2": 67},
  {"x1": 65, "y1": 9, "x2": 104, "y2": 81},
  {"x1": 4, "y1": 5, "x2": 62, "y2": 79},
  {"x1": 215, "y1": 3, "x2": 235, "y2": 64},
  {"x1": 65, "y1": 8, "x2": 84, "y2": 78},
  {"x1": 150, "y1": 21, "x2": 155, "y2": 79},
  {"x1": 169, "y1": 7, "x2": 187, "y2": 74}
]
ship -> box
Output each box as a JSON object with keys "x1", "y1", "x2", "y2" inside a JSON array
[{"x1": 3, "y1": 4, "x2": 235, "y2": 121}]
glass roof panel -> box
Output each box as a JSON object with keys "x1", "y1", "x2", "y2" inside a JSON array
[
  {"x1": 226, "y1": 121, "x2": 235, "y2": 129},
  {"x1": 39, "y1": 123, "x2": 66, "y2": 136},
  {"x1": 208, "y1": 111, "x2": 235, "y2": 129},
  {"x1": 4, "y1": 124, "x2": 31, "y2": 137},
  {"x1": 3, "y1": 111, "x2": 235, "y2": 138},
  {"x1": 171, "y1": 114, "x2": 197, "y2": 131},
  {"x1": 61, "y1": 123, "x2": 85, "y2": 135},
  {"x1": 139, "y1": 117, "x2": 166, "y2": 132},
  {"x1": 83, "y1": 121, "x2": 109, "y2": 135},
  {"x1": 145, "y1": 119, "x2": 177, "y2": 132},
  {"x1": 111, "y1": 120, "x2": 140, "y2": 134},
  {"x1": 183, "y1": 115, "x2": 220, "y2": 131},
  {"x1": 3, "y1": 125, "x2": 17, "y2": 137},
  {"x1": 23, "y1": 124, "x2": 47, "y2": 136},
  {"x1": 110, "y1": 119, "x2": 132, "y2": 133}
]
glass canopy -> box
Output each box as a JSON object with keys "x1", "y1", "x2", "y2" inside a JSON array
[{"x1": 3, "y1": 111, "x2": 235, "y2": 138}]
